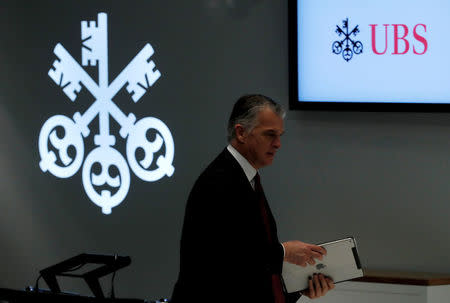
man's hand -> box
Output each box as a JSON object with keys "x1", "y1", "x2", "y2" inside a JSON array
[
  {"x1": 301, "y1": 274, "x2": 335, "y2": 299},
  {"x1": 282, "y1": 240, "x2": 326, "y2": 267}
]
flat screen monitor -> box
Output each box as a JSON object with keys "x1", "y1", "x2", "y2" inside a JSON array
[{"x1": 289, "y1": 0, "x2": 450, "y2": 111}]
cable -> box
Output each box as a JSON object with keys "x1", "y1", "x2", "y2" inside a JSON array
[
  {"x1": 110, "y1": 270, "x2": 117, "y2": 298},
  {"x1": 34, "y1": 274, "x2": 42, "y2": 292},
  {"x1": 110, "y1": 254, "x2": 118, "y2": 299}
]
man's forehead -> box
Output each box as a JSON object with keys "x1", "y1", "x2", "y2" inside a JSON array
[
  {"x1": 256, "y1": 108, "x2": 283, "y2": 125},
  {"x1": 260, "y1": 126, "x2": 285, "y2": 134},
  {"x1": 254, "y1": 121, "x2": 284, "y2": 134}
]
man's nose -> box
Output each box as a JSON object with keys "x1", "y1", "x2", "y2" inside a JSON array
[{"x1": 273, "y1": 136, "x2": 281, "y2": 149}]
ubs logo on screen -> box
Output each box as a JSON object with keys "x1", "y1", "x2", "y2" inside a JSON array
[
  {"x1": 332, "y1": 18, "x2": 428, "y2": 62},
  {"x1": 332, "y1": 18, "x2": 363, "y2": 62},
  {"x1": 38, "y1": 13, "x2": 175, "y2": 215}
]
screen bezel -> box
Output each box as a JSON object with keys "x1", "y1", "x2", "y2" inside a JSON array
[{"x1": 288, "y1": 0, "x2": 450, "y2": 112}]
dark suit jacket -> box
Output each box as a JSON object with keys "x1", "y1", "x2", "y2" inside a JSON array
[{"x1": 171, "y1": 148, "x2": 301, "y2": 303}]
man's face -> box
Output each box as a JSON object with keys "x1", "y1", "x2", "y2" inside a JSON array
[{"x1": 240, "y1": 108, "x2": 284, "y2": 169}]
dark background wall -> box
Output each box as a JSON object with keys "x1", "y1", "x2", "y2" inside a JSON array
[{"x1": 1, "y1": 0, "x2": 449, "y2": 301}]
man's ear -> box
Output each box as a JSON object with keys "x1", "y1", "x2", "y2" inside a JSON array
[{"x1": 234, "y1": 124, "x2": 247, "y2": 143}]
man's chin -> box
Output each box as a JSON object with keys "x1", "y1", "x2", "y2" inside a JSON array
[{"x1": 265, "y1": 156, "x2": 275, "y2": 165}]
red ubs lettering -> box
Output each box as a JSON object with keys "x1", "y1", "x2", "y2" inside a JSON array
[{"x1": 370, "y1": 24, "x2": 428, "y2": 55}]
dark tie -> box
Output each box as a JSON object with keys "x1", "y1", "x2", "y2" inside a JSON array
[{"x1": 254, "y1": 173, "x2": 286, "y2": 303}]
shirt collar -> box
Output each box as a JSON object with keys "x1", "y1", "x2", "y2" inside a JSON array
[{"x1": 227, "y1": 144, "x2": 257, "y2": 183}]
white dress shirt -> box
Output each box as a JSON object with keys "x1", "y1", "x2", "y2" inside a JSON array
[
  {"x1": 227, "y1": 144, "x2": 257, "y2": 189},
  {"x1": 226, "y1": 144, "x2": 286, "y2": 257}
]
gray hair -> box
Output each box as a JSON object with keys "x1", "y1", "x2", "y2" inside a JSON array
[{"x1": 227, "y1": 94, "x2": 285, "y2": 142}]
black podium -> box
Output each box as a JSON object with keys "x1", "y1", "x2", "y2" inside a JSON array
[
  {"x1": 0, "y1": 253, "x2": 166, "y2": 303},
  {"x1": 0, "y1": 288, "x2": 146, "y2": 303}
]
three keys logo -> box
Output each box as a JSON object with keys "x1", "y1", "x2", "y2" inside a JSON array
[
  {"x1": 38, "y1": 13, "x2": 175, "y2": 214},
  {"x1": 332, "y1": 18, "x2": 363, "y2": 62}
]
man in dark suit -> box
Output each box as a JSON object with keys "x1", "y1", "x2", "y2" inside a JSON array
[{"x1": 171, "y1": 94, "x2": 334, "y2": 302}]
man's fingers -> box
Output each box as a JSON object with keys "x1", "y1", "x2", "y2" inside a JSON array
[
  {"x1": 307, "y1": 245, "x2": 326, "y2": 261},
  {"x1": 311, "y1": 245, "x2": 327, "y2": 255},
  {"x1": 308, "y1": 277, "x2": 315, "y2": 298},
  {"x1": 313, "y1": 274, "x2": 323, "y2": 297},
  {"x1": 304, "y1": 275, "x2": 335, "y2": 299},
  {"x1": 326, "y1": 277, "x2": 335, "y2": 290},
  {"x1": 307, "y1": 258, "x2": 316, "y2": 265},
  {"x1": 319, "y1": 274, "x2": 329, "y2": 293},
  {"x1": 310, "y1": 251, "x2": 324, "y2": 261}
]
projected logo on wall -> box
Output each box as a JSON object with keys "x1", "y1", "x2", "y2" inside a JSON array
[
  {"x1": 38, "y1": 13, "x2": 175, "y2": 215},
  {"x1": 332, "y1": 18, "x2": 363, "y2": 62}
]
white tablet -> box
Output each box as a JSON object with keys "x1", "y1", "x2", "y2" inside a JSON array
[{"x1": 282, "y1": 237, "x2": 363, "y2": 292}]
